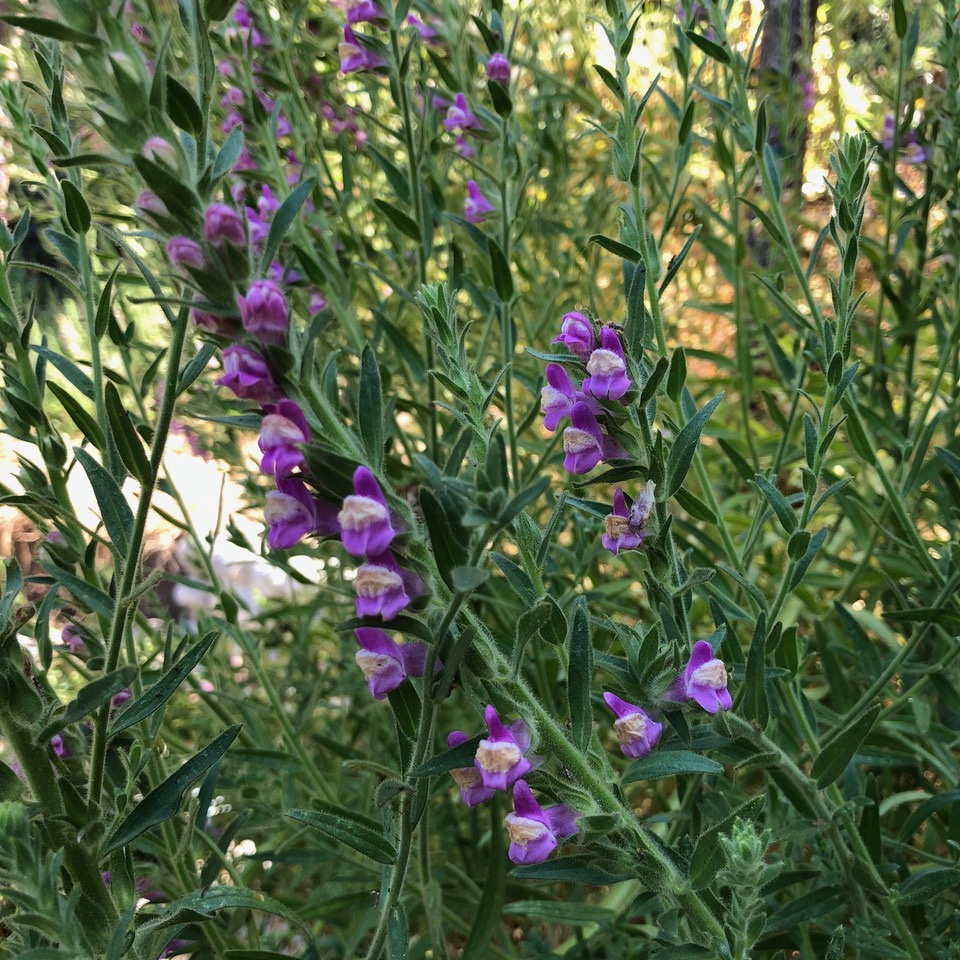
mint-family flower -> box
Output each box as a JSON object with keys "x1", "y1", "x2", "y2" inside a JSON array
[
  {"x1": 446, "y1": 731, "x2": 497, "y2": 807},
  {"x1": 203, "y1": 202, "x2": 246, "y2": 247},
  {"x1": 603, "y1": 692, "x2": 662, "y2": 758},
  {"x1": 583, "y1": 326, "x2": 631, "y2": 401},
  {"x1": 136, "y1": 190, "x2": 168, "y2": 219},
  {"x1": 354, "y1": 628, "x2": 429, "y2": 699},
  {"x1": 673, "y1": 640, "x2": 732, "y2": 713},
  {"x1": 486, "y1": 52, "x2": 510, "y2": 85},
  {"x1": 345, "y1": 0, "x2": 384, "y2": 24},
  {"x1": 505, "y1": 780, "x2": 578, "y2": 865},
  {"x1": 562, "y1": 402, "x2": 625, "y2": 474},
  {"x1": 217, "y1": 345, "x2": 282, "y2": 401},
  {"x1": 541, "y1": 363, "x2": 576, "y2": 430},
  {"x1": 259, "y1": 400, "x2": 310, "y2": 477},
  {"x1": 474, "y1": 704, "x2": 533, "y2": 792},
  {"x1": 353, "y1": 550, "x2": 423, "y2": 620},
  {"x1": 167, "y1": 236, "x2": 205, "y2": 272},
  {"x1": 339, "y1": 26, "x2": 385, "y2": 73},
  {"x1": 143, "y1": 136, "x2": 177, "y2": 166},
  {"x1": 602, "y1": 481, "x2": 655, "y2": 554},
  {"x1": 443, "y1": 93, "x2": 481, "y2": 132},
  {"x1": 238, "y1": 280, "x2": 288, "y2": 346},
  {"x1": 338, "y1": 466, "x2": 396, "y2": 557},
  {"x1": 551, "y1": 311, "x2": 595, "y2": 360},
  {"x1": 464, "y1": 180, "x2": 495, "y2": 224},
  {"x1": 264, "y1": 476, "x2": 332, "y2": 550}
]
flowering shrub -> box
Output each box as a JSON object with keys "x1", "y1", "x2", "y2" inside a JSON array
[{"x1": 0, "y1": 0, "x2": 958, "y2": 958}]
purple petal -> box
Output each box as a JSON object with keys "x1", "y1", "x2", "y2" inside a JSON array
[
  {"x1": 508, "y1": 718, "x2": 531, "y2": 753},
  {"x1": 545, "y1": 803, "x2": 578, "y2": 839},
  {"x1": 511, "y1": 779, "x2": 545, "y2": 822},
  {"x1": 355, "y1": 627, "x2": 399, "y2": 657},
  {"x1": 603, "y1": 691, "x2": 636, "y2": 720},
  {"x1": 690, "y1": 685, "x2": 722, "y2": 713},
  {"x1": 684, "y1": 640, "x2": 715, "y2": 684},
  {"x1": 398, "y1": 641, "x2": 429, "y2": 677}
]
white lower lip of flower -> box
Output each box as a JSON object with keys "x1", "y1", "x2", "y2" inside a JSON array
[
  {"x1": 339, "y1": 42, "x2": 362, "y2": 59},
  {"x1": 261, "y1": 415, "x2": 305, "y2": 445},
  {"x1": 355, "y1": 650, "x2": 393, "y2": 679},
  {"x1": 506, "y1": 815, "x2": 546, "y2": 846},
  {"x1": 541, "y1": 385, "x2": 566, "y2": 407},
  {"x1": 586, "y1": 348, "x2": 624, "y2": 377},
  {"x1": 691, "y1": 660, "x2": 728, "y2": 689},
  {"x1": 451, "y1": 767, "x2": 482, "y2": 788},
  {"x1": 614, "y1": 712, "x2": 647, "y2": 744},
  {"x1": 475, "y1": 739, "x2": 522, "y2": 774},
  {"x1": 354, "y1": 566, "x2": 402, "y2": 596},
  {"x1": 339, "y1": 496, "x2": 389, "y2": 531},
  {"x1": 563, "y1": 428, "x2": 598, "y2": 454},
  {"x1": 264, "y1": 492, "x2": 308, "y2": 523}
]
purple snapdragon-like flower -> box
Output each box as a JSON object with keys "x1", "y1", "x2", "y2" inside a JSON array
[
  {"x1": 670, "y1": 640, "x2": 732, "y2": 713},
  {"x1": 136, "y1": 191, "x2": 168, "y2": 219},
  {"x1": 407, "y1": 13, "x2": 439, "y2": 43},
  {"x1": 167, "y1": 236, "x2": 205, "y2": 272},
  {"x1": 264, "y1": 476, "x2": 330, "y2": 550},
  {"x1": 310, "y1": 291, "x2": 327, "y2": 314},
  {"x1": 259, "y1": 400, "x2": 310, "y2": 477},
  {"x1": 464, "y1": 180, "x2": 495, "y2": 224},
  {"x1": 354, "y1": 628, "x2": 430, "y2": 699},
  {"x1": 203, "y1": 202, "x2": 246, "y2": 247},
  {"x1": 216, "y1": 345, "x2": 281, "y2": 402},
  {"x1": 339, "y1": 26, "x2": 385, "y2": 73},
  {"x1": 603, "y1": 692, "x2": 663, "y2": 759},
  {"x1": 338, "y1": 466, "x2": 396, "y2": 557},
  {"x1": 474, "y1": 704, "x2": 533, "y2": 792},
  {"x1": 446, "y1": 731, "x2": 497, "y2": 807},
  {"x1": 562, "y1": 402, "x2": 625, "y2": 474},
  {"x1": 143, "y1": 136, "x2": 177, "y2": 166},
  {"x1": 443, "y1": 93, "x2": 481, "y2": 133},
  {"x1": 454, "y1": 135, "x2": 476, "y2": 158},
  {"x1": 541, "y1": 363, "x2": 576, "y2": 431},
  {"x1": 486, "y1": 52, "x2": 510, "y2": 85},
  {"x1": 551, "y1": 311, "x2": 595, "y2": 360},
  {"x1": 583, "y1": 326, "x2": 631, "y2": 401},
  {"x1": 602, "y1": 481, "x2": 655, "y2": 554},
  {"x1": 237, "y1": 280, "x2": 288, "y2": 346},
  {"x1": 61, "y1": 624, "x2": 87, "y2": 656},
  {"x1": 345, "y1": 0, "x2": 384, "y2": 23},
  {"x1": 505, "y1": 780, "x2": 578, "y2": 865},
  {"x1": 353, "y1": 550, "x2": 423, "y2": 620}
]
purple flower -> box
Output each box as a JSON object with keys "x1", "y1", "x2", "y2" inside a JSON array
[
  {"x1": 61, "y1": 624, "x2": 87, "y2": 656},
  {"x1": 245, "y1": 207, "x2": 269, "y2": 247},
  {"x1": 112, "y1": 689, "x2": 131, "y2": 709},
  {"x1": 267, "y1": 260, "x2": 301, "y2": 285},
  {"x1": 583, "y1": 326, "x2": 631, "y2": 401},
  {"x1": 354, "y1": 627, "x2": 431, "y2": 699},
  {"x1": 346, "y1": 0, "x2": 384, "y2": 24},
  {"x1": 464, "y1": 180, "x2": 495, "y2": 224},
  {"x1": 551, "y1": 311, "x2": 595, "y2": 360},
  {"x1": 237, "y1": 280, "x2": 288, "y2": 346},
  {"x1": 339, "y1": 26, "x2": 385, "y2": 73},
  {"x1": 203, "y1": 203, "x2": 246, "y2": 247},
  {"x1": 505, "y1": 780, "x2": 578, "y2": 865},
  {"x1": 264, "y1": 476, "x2": 321, "y2": 550},
  {"x1": 447, "y1": 731, "x2": 497, "y2": 807},
  {"x1": 443, "y1": 93, "x2": 481, "y2": 133},
  {"x1": 222, "y1": 111, "x2": 244, "y2": 134},
  {"x1": 474, "y1": 704, "x2": 532, "y2": 792},
  {"x1": 309, "y1": 291, "x2": 327, "y2": 314},
  {"x1": 562, "y1": 401, "x2": 625, "y2": 475},
  {"x1": 603, "y1": 692, "x2": 662, "y2": 758},
  {"x1": 216, "y1": 345, "x2": 281, "y2": 402},
  {"x1": 257, "y1": 184, "x2": 281, "y2": 219},
  {"x1": 51, "y1": 734, "x2": 69, "y2": 758},
  {"x1": 338, "y1": 466, "x2": 396, "y2": 557},
  {"x1": 353, "y1": 550, "x2": 423, "y2": 620},
  {"x1": 259, "y1": 400, "x2": 310, "y2": 477},
  {"x1": 486, "y1": 52, "x2": 510, "y2": 85},
  {"x1": 674, "y1": 640, "x2": 732, "y2": 713},
  {"x1": 454, "y1": 135, "x2": 475, "y2": 158},
  {"x1": 407, "y1": 13, "x2": 439, "y2": 43},
  {"x1": 192, "y1": 295, "x2": 235, "y2": 336},
  {"x1": 167, "y1": 236, "x2": 205, "y2": 272},
  {"x1": 602, "y1": 481, "x2": 655, "y2": 554},
  {"x1": 540, "y1": 363, "x2": 577, "y2": 431},
  {"x1": 136, "y1": 191, "x2": 168, "y2": 219},
  {"x1": 143, "y1": 136, "x2": 177, "y2": 166},
  {"x1": 221, "y1": 85, "x2": 244, "y2": 108}
]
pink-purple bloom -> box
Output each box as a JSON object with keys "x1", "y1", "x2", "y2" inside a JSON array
[
  {"x1": 259, "y1": 400, "x2": 310, "y2": 477},
  {"x1": 167, "y1": 236, "x2": 205, "y2": 272},
  {"x1": 345, "y1": 0, "x2": 384, "y2": 23},
  {"x1": 474, "y1": 704, "x2": 533, "y2": 792},
  {"x1": 354, "y1": 628, "x2": 430, "y2": 699},
  {"x1": 446, "y1": 731, "x2": 497, "y2": 807},
  {"x1": 216, "y1": 345, "x2": 281, "y2": 401},
  {"x1": 407, "y1": 13, "x2": 439, "y2": 43},
  {"x1": 562, "y1": 402, "x2": 625, "y2": 474},
  {"x1": 672, "y1": 640, "x2": 732, "y2": 713},
  {"x1": 602, "y1": 481, "x2": 655, "y2": 554},
  {"x1": 603, "y1": 692, "x2": 663, "y2": 758},
  {"x1": 339, "y1": 26, "x2": 385, "y2": 73},
  {"x1": 264, "y1": 476, "x2": 328, "y2": 550},
  {"x1": 541, "y1": 364, "x2": 577, "y2": 430},
  {"x1": 583, "y1": 326, "x2": 631, "y2": 401},
  {"x1": 443, "y1": 93, "x2": 481, "y2": 133},
  {"x1": 486, "y1": 52, "x2": 510, "y2": 85},
  {"x1": 136, "y1": 191, "x2": 168, "y2": 219},
  {"x1": 551, "y1": 311, "x2": 596, "y2": 360},
  {"x1": 505, "y1": 780, "x2": 578, "y2": 865},
  {"x1": 338, "y1": 466, "x2": 396, "y2": 557},
  {"x1": 464, "y1": 180, "x2": 495, "y2": 224},
  {"x1": 203, "y1": 202, "x2": 246, "y2": 247},
  {"x1": 143, "y1": 136, "x2": 177, "y2": 166},
  {"x1": 353, "y1": 550, "x2": 423, "y2": 620},
  {"x1": 237, "y1": 280, "x2": 288, "y2": 346}
]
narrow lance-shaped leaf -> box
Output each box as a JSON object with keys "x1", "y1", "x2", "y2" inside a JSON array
[
  {"x1": 73, "y1": 447, "x2": 134, "y2": 558},
  {"x1": 359, "y1": 345, "x2": 384, "y2": 470},
  {"x1": 665, "y1": 393, "x2": 723, "y2": 497},
  {"x1": 810, "y1": 703, "x2": 881, "y2": 787},
  {"x1": 286, "y1": 805, "x2": 397, "y2": 864},
  {"x1": 261, "y1": 178, "x2": 315, "y2": 271},
  {"x1": 39, "y1": 665, "x2": 138, "y2": 740},
  {"x1": 567, "y1": 597, "x2": 594, "y2": 752}
]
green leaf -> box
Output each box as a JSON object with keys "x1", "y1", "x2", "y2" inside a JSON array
[
  {"x1": 504, "y1": 901, "x2": 614, "y2": 925},
  {"x1": 462, "y1": 802, "x2": 507, "y2": 960},
  {"x1": 133, "y1": 155, "x2": 201, "y2": 226},
  {"x1": 788, "y1": 525, "x2": 828, "y2": 590},
  {"x1": 451, "y1": 566, "x2": 489, "y2": 593},
  {"x1": 260, "y1": 179, "x2": 315, "y2": 271},
  {"x1": 686, "y1": 29, "x2": 731, "y2": 64},
  {"x1": 137, "y1": 886, "x2": 303, "y2": 935},
  {"x1": 659, "y1": 224, "x2": 702, "y2": 296},
  {"x1": 374, "y1": 198, "x2": 420, "y2": 242},
  {"x1": 810, "y1": 703, "x2": 880, "y2": 787},
  {"x1": 753, "y1": 474, "x2": 797, "y2": 534},
  {"x1": 414, "y1": 734, "x2": 483, "y2": 777},
  {"x1": 286, "y1": 805, "x2": 396, "y2": 864},
  {"x1": 764, "y1": 886, "x2": 847, "y2": 932},
  {"x1": 105, "y1": 382, "x2": 151, "y2": 484},
  {"x1": 488, "y1": 239, "x2": 513, "y2": 301},
  {"x1": 490, "y1": 551, "x2": 537, "y2": 606},
  {"x1": 689, "y1": 794, "x2": 765, "y2": 889},
  {"x1": 166, "y1": 76, "x2": 203, "y2": 134},
  {"x1": 104, "y1": 725, "x2": 242, "y2": 854},
  {"x1": 665, "y1": 393, "x2": 723, "y2": 497},
  {"x1": 62, "y1": 181, "x2": 91, "y2": 234},
  {"x1": 47, "y1": 382, "x2": 104, "y2": 450},
  {"x1": 43, "y1": 560, "x2": 114, "y2": 618},
  {"x1": 743, "y1": 613, "x2": 768, "y2": 727},
  {"x1": 512, "y1": 854, "x2": 634, "y2": 886},
  {"x1": 94, "y1": 264, "x2": 121, "y2": 340},
  {"x1": 31, "y1": 345, "x2": 95, "y2": 399},
  {"x1": 625, "y1": 259, "x2": 648, "y2": 358},
  {"x1": 737, "y1": 196, "x2": 784, "y2": 244},
  {"x1": 212, "y1": 126, "x2": 244, "y2": 182},
  {"x1": 178, "y1": 341, "x2": 217, "y2": 393},
  {"x1": 593, "y1": 64, "x2": 624, "y2": 100},
  {"x1": 567, "y1": 597, "x2": 594, "y2": 753},
  {"x1": 622, "y1": 750, "x2": 722, "y2": 784},
  {"x1": 0, "y1": 15, "x2": 101, "y2": 44},
  {"x1": 39, "y1": 665, "x2": 137, "y2": 740},
  {"x1": 666, "y1": 346, "x2": 687, "y2": 403},
  {"x1": 420, "y1": 488, "x2": 467, "y2": 589},
  {"x1": 897, "y1": 789, "x2": 960, "y2": 842},
  {"x1": 110, "y1": 632, "x2": 218, "y2": 736},
  {"x1": 892, "y1": 0, "x2": 907, "y2": 38},
  {"x1": 589, "y1": 233, "x2": 642, "y2": 263},
  {"x1": 359, "y1": 346, "x2": 384, "y2": 470},
  {"x1": 73, "y1": 447, "x2": 134, "y2": 557}
]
